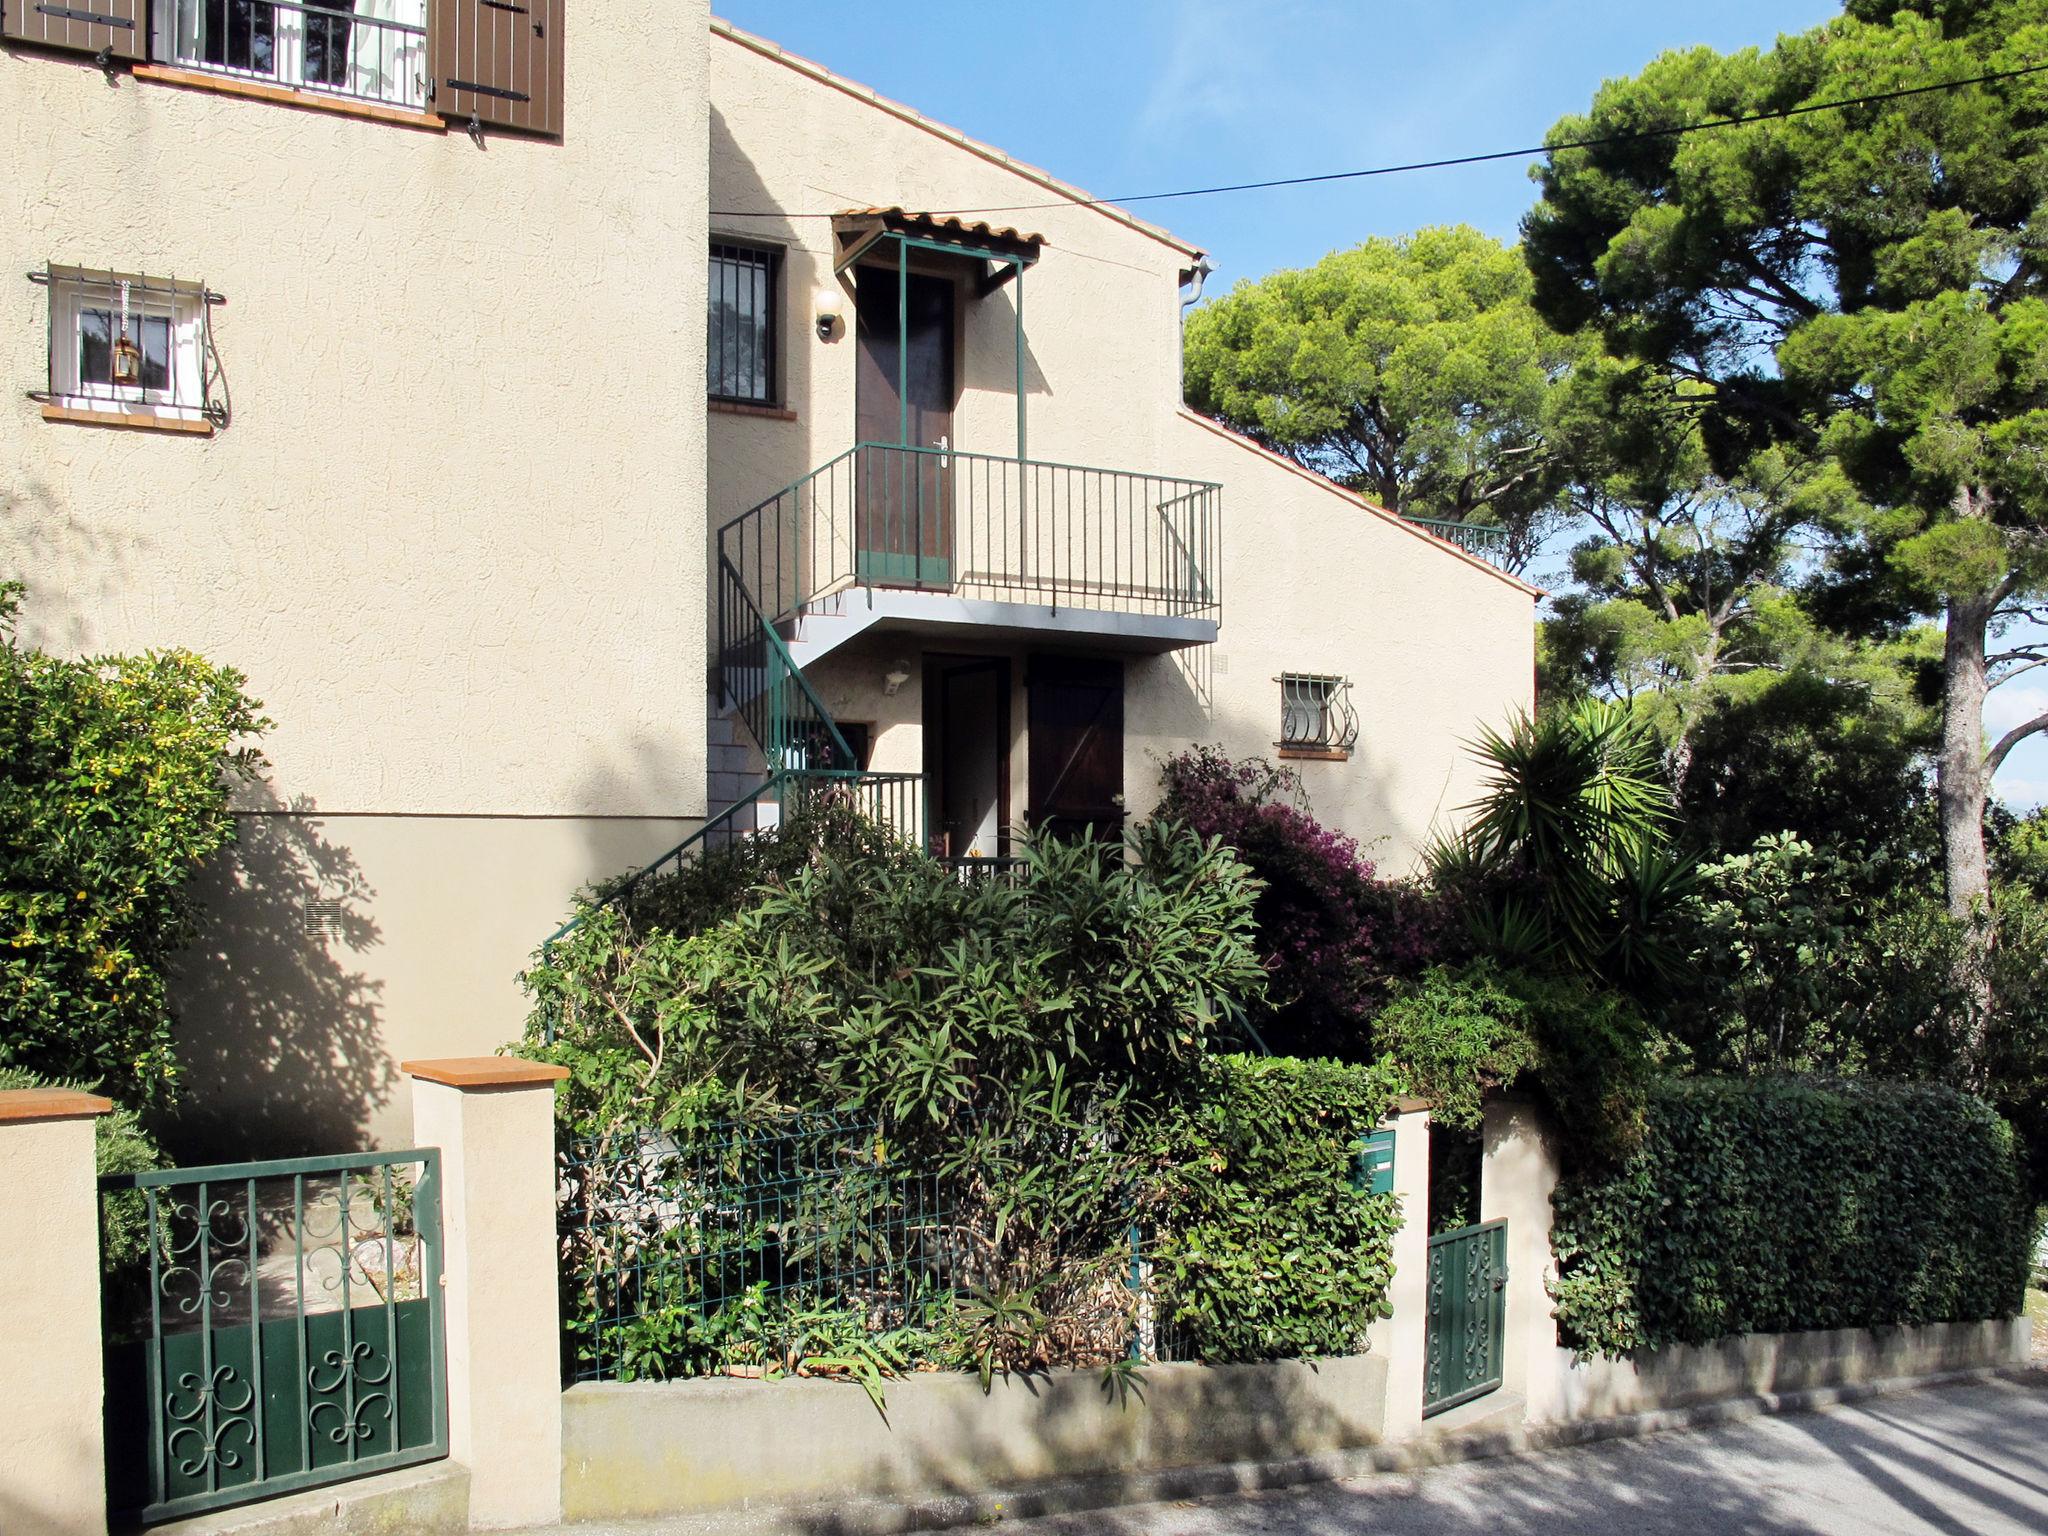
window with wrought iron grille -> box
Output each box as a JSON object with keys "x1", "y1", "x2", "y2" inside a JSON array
[
  {"x1": 30, "y1": 265, "x2": 227, "y2": 429},
  {"x1": 152, "y1": 1, "x2": 431, "y2": 111},
  {"x1": 708, "y1": 241, "x2": 781, "y2": 406},
  {"x1": 1277, "y1": 673, "x2": 1358, "y2": 757}
]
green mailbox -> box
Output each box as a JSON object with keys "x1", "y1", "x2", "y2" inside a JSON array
[{"x1": 1354, "y1": 1128, "x2": 1396, "y2": 1195}]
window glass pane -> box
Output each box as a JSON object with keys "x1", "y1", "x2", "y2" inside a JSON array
[
  {"x1": 79, "y1": 309, "x2": 111, "y2": 388},
  {"x1": 303, "y1": 1, "x2": 358, "y2": 88},
  {"x1": 78, "y1": 310, "x2": 173, "y2": 394},
  {"x1": 200, "y1": 0, "x2": 277, "y2": 75},
  {"x1": 709, "y1": 244, "x2": 775, "y2": 403}
]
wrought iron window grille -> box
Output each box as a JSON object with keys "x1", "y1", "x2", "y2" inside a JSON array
[
  {"x1": 709, "y1": 240, "x2": 781, "y2": 407},
  {"x1": 1277, "y1": 672, "x2": 1358, "y2": 755},
  {"x1": 29, "y1": 264, "x2": 230, "y2": 428},
  {"x1": 154, "y1": 0, "x2": 431, "y2": 111}
]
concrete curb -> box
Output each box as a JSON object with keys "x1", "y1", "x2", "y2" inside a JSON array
[{"x1": 533, "y1": 1363, "x2": 2047, "y2": 1535}]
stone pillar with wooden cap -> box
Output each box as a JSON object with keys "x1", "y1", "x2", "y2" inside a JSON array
[
  {"x1": 404, "y1": 1056, "x2": 568, "y2": 1529},
  {"x1": 0, "y1": 1086, "x2": 115, "y2": 1536},
  {"x1": 1480, "y1": 1094, "x2": 1564, "y2": 1422},
  {"x1": 1368, "y1": 1095, "x2": 1433, "y2": 1441}
]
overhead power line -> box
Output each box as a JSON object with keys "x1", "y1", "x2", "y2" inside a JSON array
[{"x1": 709, "y1": 61, "x2": 2048, "y2": 221}]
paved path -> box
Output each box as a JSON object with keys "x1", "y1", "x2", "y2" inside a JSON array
[{"x1": 1000, "y1": 1375, "x2": 2048, "y2": 1536}]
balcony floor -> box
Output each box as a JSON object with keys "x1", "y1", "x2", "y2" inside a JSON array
[{"x1": 789, "y1": 585, "x2": 1217, "y2": 662}]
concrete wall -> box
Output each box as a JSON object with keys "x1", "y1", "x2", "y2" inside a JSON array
[
  {"x1": 707, "y1": 22, "x2": 1535, "y2": 874},
  {"x1": 3, "y1": 7, "x2": 712, "y2": 1151},
  {"x1": 562, "y1": 1354, "x2": 1390, "y2": 1524},
  {"x1": 1551, "y1": 1318, "x2": 2033, "y2": 1423}
]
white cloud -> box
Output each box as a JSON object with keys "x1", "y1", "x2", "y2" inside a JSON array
[{"x1": 1986, "y1": 682, "x2": 2048, "y2": 739}]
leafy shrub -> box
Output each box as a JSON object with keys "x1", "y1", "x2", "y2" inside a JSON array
[
  {"x1": 1666, "y1": 834, "x2": 1971, "y2": 1076},
  {"x1": 1152, "y1": 1054, "x2": 1404, "y2": 1361},
  {"x1": 1550, "y1": 1077, "x2": 2036, "y2": 1358},
  {"x1": 529, "y1": 809, "x2": 1279, "y2": 1379},
  {"x1": 1373, "y1": 962, "x2": 1651, "y2": 1167},
  {"x1": 1156, "y1": 746, "x2": 1445, "y2": 1055},
  {"x1": 0, "y1": 584, "x2": 266, "y2": 1107}
]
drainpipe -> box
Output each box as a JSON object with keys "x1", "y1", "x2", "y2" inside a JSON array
[{"x1": 1177, "y1": 256, "x2": 1215, "y2": 408}]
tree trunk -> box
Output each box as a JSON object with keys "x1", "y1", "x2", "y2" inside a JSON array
[
  {"x1": 1938, "y1": 587, "x2": 1993, "y2": 925},
  {"x1": 1935, "y1": 487, "x2": 1998, "y2": 1055}
]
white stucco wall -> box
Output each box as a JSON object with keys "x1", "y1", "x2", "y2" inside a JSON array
[
  {"x1": 707, "y1": 22, "x2": 1534, "y2": 873},
  {"x1": 3, "y1": 7, "x2": 712, "y2": 1152},
  {"x1": 5, "y1": 11, "x2": 709, "y2": 817}
]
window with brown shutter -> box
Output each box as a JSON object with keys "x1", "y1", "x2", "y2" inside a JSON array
[
  {"x1": 428, "y1": 0, "x2": 562, "y2": 138},
  {"x1": 2, "y1": 0, "x2": 145, "y2": 61}
]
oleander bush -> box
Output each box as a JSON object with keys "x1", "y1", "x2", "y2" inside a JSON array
[
  {"x1": 527, "y1": 806, "x2": 1411, "y2": 1385},
  {"x1": 1550, "y1": 1077, "x2": 2037, "y2": 1358}
]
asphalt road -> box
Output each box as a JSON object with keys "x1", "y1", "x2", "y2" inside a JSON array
[{"x1": 999, "y1": 1375, "x2": 2048, "y2": 1536}]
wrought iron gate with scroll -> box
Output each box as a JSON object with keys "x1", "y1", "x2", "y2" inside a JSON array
[
  {"x1": 1423, "y1": 1217, "x2": 1507, "y2": 1416},
  {"x1": 99, "y1": 1149, "x2": 447, "y2": 1524}
]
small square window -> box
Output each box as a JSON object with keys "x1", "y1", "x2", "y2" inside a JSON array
[
  {"x1": 1278, "y1": 673, "x2": 1357, "y2": 757},
  {"x1": 32, "y1": 266, "x2": 224, "y2": 428},
  {"x1": 709, "y1": 242, "x2": 780, "y2": 405}
]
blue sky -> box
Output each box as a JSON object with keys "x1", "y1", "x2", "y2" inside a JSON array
[{"x1": 715, "y1": 1, "x2": 2047, "y2": 808}]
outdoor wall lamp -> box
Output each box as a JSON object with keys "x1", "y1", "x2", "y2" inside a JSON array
[
  {"x1": 883, "y1": 660, "x2": 911, "y2": 696},
  {"x1": 815, "y1": 288, "x2": 845, "y2": 341}
]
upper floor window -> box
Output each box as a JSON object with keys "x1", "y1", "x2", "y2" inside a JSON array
[
  {"x1": 3, "y1": 3, "x2": 563, "y2": 138},
  {"x1": 709, "y1": 242, "x2": 780, "y2": 406},
  {"x1": 156, "y1": 0, "x2": 430, "y2": 110},
  {"x1": 31, "y1": 265, "x2": 226, "y2": 429},
  {"x1": 1277, "y1": 673, "x2": 1358, "y2": 758}
]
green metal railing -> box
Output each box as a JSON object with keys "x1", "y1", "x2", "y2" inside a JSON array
[
  {"x1": 100, "y1": 1151, "x2": 446, "y2": 1524},
  {"x1": 717, "y1": 442, "x2": 1221, "y2": 684},
  {"x1": 1402, "y1": 514, "x2": 1515, "y2": 568},
  {"x1": 556, "y1": 1114, "x2": 963, "y2": 1384}
]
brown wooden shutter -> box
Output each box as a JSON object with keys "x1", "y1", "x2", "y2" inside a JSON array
[
  {"x1": 429, "y1": 0, "x2": 564, "y2": 138},
  {"x1": 1, "y1": 0, "x2": 144, "y2": 60}
]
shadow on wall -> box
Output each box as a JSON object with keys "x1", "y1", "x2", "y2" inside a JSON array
[
  {"x1": 2, "y1": 469, "x2": 141, "y2": 652},
  {"x1": 163, "y1": 791, "x2": 394, "y2": 1163}
]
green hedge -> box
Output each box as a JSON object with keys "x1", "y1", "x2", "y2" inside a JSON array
[
  {"x1": 1154, "y1": 1054, "x2": 1405, "y2": 1361},
  {"x1": 1550, "y1": 1077, "x2": 2036, "y2": 1358}
]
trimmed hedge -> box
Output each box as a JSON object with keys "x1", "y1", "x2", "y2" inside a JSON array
[
  {"x1": 1154, "y1": 1053, "x2": 1406, "y2": 1361},
  {"x1": 1550, "y1": 1077, "x2": 2036, "y2": 1358}
]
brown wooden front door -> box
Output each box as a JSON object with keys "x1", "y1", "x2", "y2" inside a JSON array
[
  {"x1": 1027, "y1": 657, "x2": 1124, "y2": 843},
  {"x1": 855, "y1": 265, "x2": 955, "y2": 588}
]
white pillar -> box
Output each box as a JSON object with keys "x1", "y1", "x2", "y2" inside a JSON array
[
  {"x1": 0, "y1": 1087, "x2": 114, "y2": 1536},
  {"x1": 1375, "y1": 1097, "x2": 1432, "y2": 1441},
  {"x1": 405, "y1": 1057, "x2": 568, "y2": 1529},
  {"x1": 1480, "y1": 1095, "x2": 1564, "y2": 1422}
]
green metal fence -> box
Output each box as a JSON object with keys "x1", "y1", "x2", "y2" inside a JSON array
[
  {"x1": 1401, "y1": 514, "x2": 1516, "y2": 569},
  {"x1": 555, "y1": 1114, "x2": 963, "y2": 1384},
  {"x1": 99, "y1": 1151, "x2": 447, "y2": 1524}
]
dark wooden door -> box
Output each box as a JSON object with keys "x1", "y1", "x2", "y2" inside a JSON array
[
  {"x1": 856, "y1": 266, "x2": 955, "y2": 588},
  {"x1": 1027, "y1": 657, "x2": 1124, "y2": 843}
]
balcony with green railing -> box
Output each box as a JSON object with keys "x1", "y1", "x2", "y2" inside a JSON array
[{"x1": 718, "y1": 442, "x2": 1223, "y2": 705}]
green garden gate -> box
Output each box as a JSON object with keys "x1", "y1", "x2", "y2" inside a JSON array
[
  {"x1": 98, "y1": 1150, "x2": 447, "y2": 1524},
  {"x1": 1423, "y1": 1218, "x2": 1507, "y2": 1416}
]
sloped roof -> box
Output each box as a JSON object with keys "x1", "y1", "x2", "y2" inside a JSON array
[{"x1": 711, "y1": 18, "x2": 1205, "y2": 261}]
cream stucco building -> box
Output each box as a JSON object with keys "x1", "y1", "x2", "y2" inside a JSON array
[{"x1": 3, "y1": 9, "x2": 1532, "y2": 1155}]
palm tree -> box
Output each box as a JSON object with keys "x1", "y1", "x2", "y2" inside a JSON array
[{"x1": 1430, "y1": 700, "x2": 1696, "y2": 985}]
